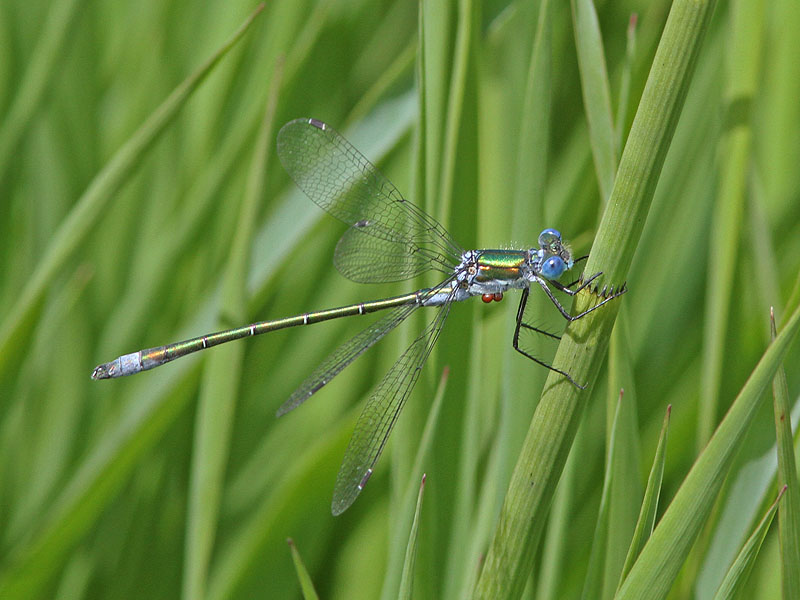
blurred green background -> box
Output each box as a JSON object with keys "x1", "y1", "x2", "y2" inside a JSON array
[{"x1": 1, "y1": 0, "x2": 799, "y2": 598}]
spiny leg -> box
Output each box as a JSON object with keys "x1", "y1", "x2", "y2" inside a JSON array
[
  {"x1": 520, "y1": 322, "x2": 560, "y2": 341},
  {"x1": 536, "y1": 277, "x2": 626, "y2": 322},
  {"x1": 512, "y1": 288, "x2": 585, "y2": 389},
  {"x1": 556, "y1": 270, "x2": 603, "y2": 296}
]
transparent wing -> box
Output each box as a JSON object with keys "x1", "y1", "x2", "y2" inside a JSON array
[
  {"x1": 330, "y1": 292, "x2": 453, "y2": 515},
  {"x1": 333, "y1": 224, "x2": 453, "y2": 284},
  {"x1": 275, "y1": 301, "x2": 420, "y2": 417},
  {"x1": 277, "y1": 118, "x2": 463, "y2": 272}
]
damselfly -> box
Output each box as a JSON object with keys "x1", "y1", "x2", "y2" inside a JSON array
[{"x1": 92, "y1": 118, "x2": 625, "y2": 514}]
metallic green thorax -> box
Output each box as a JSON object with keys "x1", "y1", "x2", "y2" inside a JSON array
[{"x1": 474, "y1": 250, "x2": 527, "y2": 283}]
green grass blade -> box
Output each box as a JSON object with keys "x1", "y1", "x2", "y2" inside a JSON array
[
  {"x1": 381, "y1": 367, "x2": 448, "y2": 600},
  {"x1": 584, "y1": 0, "x2": 718, "y2": 285},
  {"x1": 437, "y1": 0, "x2": 476, "y2": 221},
  {"x1": 181, "y1": 64, "x2": 282, "y2": 600},
  {"x1": 781, "y1": 270, "x2": 800, "y2": 329},
  {"x1": 615, "y1": 14, "x2": 638, "y2": 150},
  {"x1": 513, "y1": 0, "x2": 550, "y2": 232},
  {"x1": 419, "y1": 0, "x2": 451, "y2": 210},
  {"x1": 580, "y1": 390, "x2": 623, "y2": 600},
  {"x1": 771, "y1": 308, "x2": 800, "y2": 598},
  {"x1": 206, "y1": 407, "x2": 354, "y2": 600},
  {"x1": 604, "y1": 318, "x2": 642, "y2": 599},
  {"x1": 473, "y1": 0, "x2": 719, "y2": 597},
  {"x1": 0, "y1": 0, "x2": 85, "y2": 174},
  {"x1": 698, "y1": 0, "x2": 765, "y2": 448},
  {"x1": 618, "y1": 405, "x2": 671, "y2": 588},
  {"x1": 571, "y1": 0, "x2": 617, "y2": 202},
  {"x1": 280, "y1": 0, "x2": 333, "y2": 88},
  {"x1": 536, "y1": 426, "x2": 582, "y2": 600},
  {"x1": 52, "y1": 551, "x2": 92, "y2": 600},
  {"x1": 413, "y1": 0, "x2": 428, "y2": 214},
  {"x1": 712, "y1": 486, "x2": 785, "y2": 600},
  {"x1": 349, "y1": 38, "x2": 416, "y2": 128},
  {"x1": 2, "y1": 265, "x2": 91, "y2": 541},
  {"x1": 397, "y1": 474, "x2": 427, "y2": 600},
  {"x1": 759, "y1": 0, "x2": 800, "y2": 212},
  {"x1": 617, "y1": 301, "x2": 800, "y2": 599},
  {"x1": 287, "y1": 538, "x2": 320, "y2": 600},
  {"x1": 0, "y1": 4, "x2": 264, "y2": 380}
]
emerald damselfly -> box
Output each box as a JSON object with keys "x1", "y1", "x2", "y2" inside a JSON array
[{"x1": 92, "y1": 118, "x2": 625, "y2": 514}]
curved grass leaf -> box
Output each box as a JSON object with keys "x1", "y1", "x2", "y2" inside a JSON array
[
  {"x1": 398, "y1": 474, "x2": 427, "y2": 600},
  {"x1": 618, "y1": 405, "x2": 670, "y2": 588},
  {"x1": 437, "y1": 0, "x2": 477, "y2": 222},
  {"x1": 604, "y1": 319, "x2": 642, "y2": 599},
  {"x1": 580, "y1": 390, "x2": 624, "y2": 600},
  {"x1": 771, "y1": 309, "x2": 800, "y2": 599},
  {"x1": 381, "y1": 367, "x2": 448, "y2": 600},
  {"x1": 288, "y1": 538, "x2": 320, "y2": 600},
  {"x1": 536, "y1": 424, "x2": 582, "y2": 600},
  {"x1": 615, "y1": 14, "x2": 638, "y2": 150},
  {"x1": 571, "y1": 0, "x2": 617, "y2": 202},
  {"x1": 712, "y1": 487, "x2": 785, "y2": 600}
]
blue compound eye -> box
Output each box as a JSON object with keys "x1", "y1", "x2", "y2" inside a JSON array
[
  {"x1": 538, "y1": 228, "x2": 562, "y2": 247},
  {"x1": 541, "y1": 255, "x2": 567, "y2": 280}
]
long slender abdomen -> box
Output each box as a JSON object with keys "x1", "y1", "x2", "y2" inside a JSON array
[{"x1": 90, "y1": 289, "x2": 435, "y2": 379}]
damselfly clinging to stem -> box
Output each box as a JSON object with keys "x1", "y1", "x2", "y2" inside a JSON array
[{"x1": 92, "y1": 118, "x2": 626, "y2": 515}]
